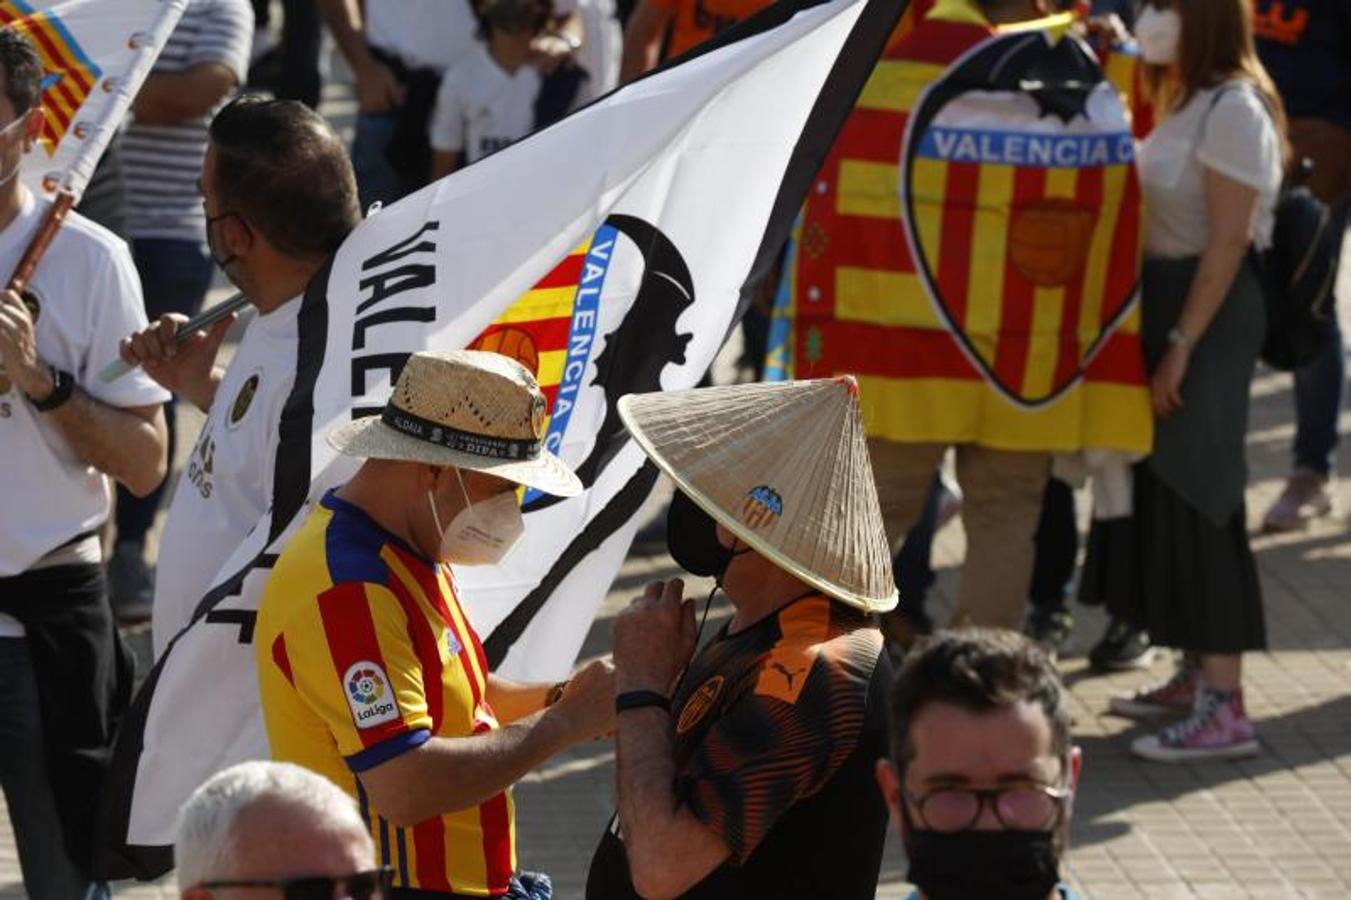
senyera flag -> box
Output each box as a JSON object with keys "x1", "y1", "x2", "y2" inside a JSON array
[
  {"x1": 97, "y1": 0, "x2": 910, "y2": 878},
  {"x1": 0, "y1": 0, "x2": 185, "y2": 289}
]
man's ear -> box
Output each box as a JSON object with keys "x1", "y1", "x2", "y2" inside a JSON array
[
  {"x1": 1068, "y1": 744, "x2": 1083, "y2": 794},
  {"x1": 21, "y1": 105, "x2": 43, "y2": 150},
  {"x1": 220, "y1": 212, "x2": 255, "y2": 259},
  {"x1": 875, "y1": 758, "x2": 904, "y2": 832}
]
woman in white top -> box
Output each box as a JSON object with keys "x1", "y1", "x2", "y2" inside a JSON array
[{"x1": 1099, "y1": 0, "x2": 1287, "y2": 763}]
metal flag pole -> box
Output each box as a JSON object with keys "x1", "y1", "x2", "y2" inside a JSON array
[{"x1": 98, "y1": 289, "x2": 249, "y2": 382}]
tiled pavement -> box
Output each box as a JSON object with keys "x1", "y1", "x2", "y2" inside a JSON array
[{"x1": 3, "y1": 68, "x2": 1351, "y2": 900}]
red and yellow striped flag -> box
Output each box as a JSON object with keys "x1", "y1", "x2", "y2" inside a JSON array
[{"x1": 785, "y1": 0, "x2": 1152, "y2": 453}]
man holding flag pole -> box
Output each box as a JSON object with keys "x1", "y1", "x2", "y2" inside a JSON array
[
  {"x1": 118, "y1": 94, "x2": 362, "y2": 655},
  {"x1": 0, "y1": 1, "x2": 189, "y2": 894}
]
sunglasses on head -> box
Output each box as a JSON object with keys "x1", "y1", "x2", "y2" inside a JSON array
[{"x1": 199, "y1": 866, "x2": 392, "y2": 900}]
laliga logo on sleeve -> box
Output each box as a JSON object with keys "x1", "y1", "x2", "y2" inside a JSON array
[{"x1": 344, "y1": 661, "x2": 399, "y2": 729}]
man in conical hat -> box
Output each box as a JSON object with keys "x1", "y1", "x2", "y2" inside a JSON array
[{"x1": 586, "y1": 376, "x2": 896, "y2": 899}]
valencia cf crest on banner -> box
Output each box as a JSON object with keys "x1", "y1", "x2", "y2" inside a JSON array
[{"x1": 899, "y1": 27, "x2": 1141, "y2": 406}]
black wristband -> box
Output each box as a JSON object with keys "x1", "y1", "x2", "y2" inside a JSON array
[
  {"x1": 615, "y1": 690, "x2": 670, "y2": 714},
  {"x1": 29, "y1": 366, "x2": 74, "y2": 412}
]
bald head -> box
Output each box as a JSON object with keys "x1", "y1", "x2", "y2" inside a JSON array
[{"x1": 176, "y1": 762, "x2": 373, "y2": 897}]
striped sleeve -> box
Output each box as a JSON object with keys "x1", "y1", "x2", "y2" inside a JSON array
[
  {"x1": 680, "y1": 651, "x2": 869, "y2": 863},
  {"x1": 186, "y1": 0, "x2": 253, "y2": 81},
  {"x1": 283, "y1": 580, "x2": 434, "y2": 771}
]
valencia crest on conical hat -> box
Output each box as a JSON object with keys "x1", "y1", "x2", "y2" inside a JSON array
[{"x1": 618, "y1": 377, "x2": 897, "y2": 613}]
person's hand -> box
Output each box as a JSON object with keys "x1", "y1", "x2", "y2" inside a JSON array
[
  {"x1": 529, "y1": 34, "x2": 575, "y2": 76},
  {"x1": 552, "y1": 657, "x2": 616, "y2": 742},
  {"x1": 0, "y1": 289, "x2": 52, "y2": 398},
  {"x1": 613, "y1": 579, "x2": 697, "y2": 696},
  {"x1": 356, "y1": 59, "x2": 403, "y2": 114},
  {"x1": 119, "y1": 312, "x2": 233, "y2": 397},
  {"x1": 1151, "y1": 343, "x2": 1188, "y2": 418}
]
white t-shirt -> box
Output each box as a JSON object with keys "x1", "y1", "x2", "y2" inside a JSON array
[
  {"x1": 0, "y1": 191, "x2": 169, "y2": 578},
  {"x1": 152, "y1": 297, "x2": 300, "y2": 654},
  {"x1": 366, "y1": 0, "x2": 478, "y2": 72},
  {"x1": 429, "y1": 44, "x2": 543, "y2": 165},
  {"x1": 1137, "y1": 82, "x2": 1283, "y2": 259}
]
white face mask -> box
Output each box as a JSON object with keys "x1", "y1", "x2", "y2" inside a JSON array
[
  {"x1": 1135, "y1": 6, "x2": 1182, "y2": 65},
  {"x1": 427, "y1": 469, "x2": 524, "y2": 566}
]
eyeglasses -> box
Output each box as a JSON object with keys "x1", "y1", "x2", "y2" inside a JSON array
[
  {"x1": 905, "y1": 783, "x2": 1072, "y2": 833},
  {"x1": 198, "y1": 866, "x2": 393, "y2": 900}
]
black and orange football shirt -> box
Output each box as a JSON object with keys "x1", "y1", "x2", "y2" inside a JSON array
[
  {"x1": 256, "y1": 490, "x2": 515, "y2": 896},
  {"x1": 587, "y1": 593, "x2": 892, "y2": 898}
]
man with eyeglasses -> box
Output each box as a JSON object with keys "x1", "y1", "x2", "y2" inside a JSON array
[
  {"x1": 874, "y1": 628, "x2": 1083, "y2": 900},
  {"x1": 177, "y1": 760, "x2": 392, "y2": 899}
]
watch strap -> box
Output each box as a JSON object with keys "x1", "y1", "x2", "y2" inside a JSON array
[
  {"x1": 615, "y1": 689, "x2": 671, "y2": 714},
  {"x1": 29, "y1": 366, "x2": 74, "y2": 412}
]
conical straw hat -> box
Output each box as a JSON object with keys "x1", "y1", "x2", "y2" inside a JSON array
[{"x1": 618, "y1": 377, "x2": 898, "y2": 613}]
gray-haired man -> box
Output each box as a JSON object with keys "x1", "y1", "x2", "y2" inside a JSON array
[{"x1": 176, "y1": 760, "x2": 388, "y2": 899}]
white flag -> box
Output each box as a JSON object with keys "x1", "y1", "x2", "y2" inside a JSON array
[
  {"x1": 3, "y1": 0, "x2": 187, "y2": 200},
  {"x1": 98, "y1": 0, "x2": 908, "y2": 877}
]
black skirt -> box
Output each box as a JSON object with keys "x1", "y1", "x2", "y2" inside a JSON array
[{"x1": 1089, "y1": 462, "x2": 1266, "y2": 653}]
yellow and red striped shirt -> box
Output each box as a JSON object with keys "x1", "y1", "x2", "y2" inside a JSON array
[{"x1": 256, "y1": 490, "x2": 515, "y2": 896}]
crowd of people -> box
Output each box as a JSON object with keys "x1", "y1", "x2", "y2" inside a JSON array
[{"x1": 0, "y1": 0, "x2": 1346, "y2": 897}]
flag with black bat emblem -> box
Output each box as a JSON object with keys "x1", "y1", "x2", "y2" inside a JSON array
[
  {"x1": 772, "y1": 1, "x2": 1153, "y2": 451},
  {"x1": 96, "y1": 0, "x2": 911, "y2": 878}
]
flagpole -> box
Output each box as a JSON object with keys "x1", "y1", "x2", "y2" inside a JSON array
[
  {"x1": 2, "y1": 0, "x2": 188, "y2": 323},
  {"x1": 6, "y1": 188, "x2": 73, "y2": 294}
]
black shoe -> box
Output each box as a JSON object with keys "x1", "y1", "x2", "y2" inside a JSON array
[
  {"x1": 107, "y1": 541, "x2": 154, "y2": 625},
  {"x1": 1025, "y1": 607, "x2": 1074, "y2": 659},
  {"x1": 1089, "y1": 618, "x2": 1154, "y2": 672}
]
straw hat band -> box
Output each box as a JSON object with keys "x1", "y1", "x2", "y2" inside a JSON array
[{"x1": 381, "y1": 405, "x2": 541, "y2": 462}]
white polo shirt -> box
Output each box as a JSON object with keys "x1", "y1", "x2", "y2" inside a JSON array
[
  {"x1": 429, "y1": 44, "x2": 543, "y2": 165},
  {"x1": 366, "y1": 0, "x2": 478, "y2": 72},
  {"x1": 0, "y1": 190, "x2": 169, "y2": 579},
  {"x1": 152, "y1": 296, "x2": 299, "y2": 654}
]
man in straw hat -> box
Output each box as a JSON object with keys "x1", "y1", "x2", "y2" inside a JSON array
[
  {"x1": 255, "y1": 349, "x2": 615, "y2": 899},
  {"x1": 586, "y1": 376, "x2": 896, "y2": 898}
]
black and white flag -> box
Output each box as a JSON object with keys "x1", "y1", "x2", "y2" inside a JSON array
[{"x1": 97, "y1": 0, "x2": 908, "y2": 877}]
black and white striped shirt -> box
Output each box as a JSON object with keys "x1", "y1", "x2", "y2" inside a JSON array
[{"x1": 122, "y1": 0, "x2": 252, "y2": 242}]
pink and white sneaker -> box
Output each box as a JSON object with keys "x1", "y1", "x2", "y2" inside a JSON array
[
  {"x1": 1109, "y1": 658, "x2": 1200, "y2": 718},
  {"x1": 1131, "y1": 685, "x2": 1259, "y2": 763}
]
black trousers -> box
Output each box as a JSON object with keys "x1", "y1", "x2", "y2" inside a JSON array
[{"x1": 0, "y1": 564, "x2": 134, "y2": 878}]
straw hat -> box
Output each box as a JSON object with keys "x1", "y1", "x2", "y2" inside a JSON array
[
  {"x1": 328, "y1": 350, "x2": 582, "y2": 497},
  {"x1": 618, "y1": 377, "x2": 898, "y2": 613}
]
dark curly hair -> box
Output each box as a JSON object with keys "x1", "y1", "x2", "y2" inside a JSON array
[
  {"x1": 0, "y1": 28, "x2": 42, "y2": 118},
  {"x1": 888, "y1": 628, "x2": 1071, "y2": 772}
]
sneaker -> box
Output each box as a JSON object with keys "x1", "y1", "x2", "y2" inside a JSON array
[
  {"x1": 1109, "y1": 658, "x2": 1199, "y2": 717},
  {"x1": 107, "y1": 541, "x2": 154, "y2": 626},
  {"x1": 1131, "y1": 685, "x2": 1259, "y2": 762},
  {"x1": 1025, "y1": 607, "x2": 1074, "y2": 661},
  {"x1": 1089, "y1": 618, "x2": 1154, "y2": 672},
  {"x1": 1262, "y1": 468, "x2": 1335, "y2": 532}
]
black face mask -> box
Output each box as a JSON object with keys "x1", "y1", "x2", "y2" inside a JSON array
[
  {"x1": 205, "y1": 210, "x2": 241, "y2": 273},
  {"x1": 666, "y1": 490, "x2": 747, "y2": 580},
  {"x1": 906, "y1": 828, "x2": 1060, "y2": 900}
]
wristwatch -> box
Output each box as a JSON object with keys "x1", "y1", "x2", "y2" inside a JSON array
[
  {"x1": 28, "y1": 365, "x2": 74, "y2": 412},
  {"x1": 1166, "y1": 327, "x2": 1193, "y2": 352}
]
